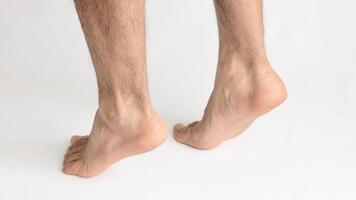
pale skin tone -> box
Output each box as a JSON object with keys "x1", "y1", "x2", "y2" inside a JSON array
[{"x1": 63, "y1": 0, "x2": 287, "y2": 177}]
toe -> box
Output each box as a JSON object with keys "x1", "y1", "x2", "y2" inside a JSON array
[
  {"x1": 173, "y1": 123, "x2": 190, "y2": 144},
  {"x1": 66, "y1": 143, "x2": 87, "y2": 156},
  {"x1": 64, "y1": 152, "x2": 83, "y2": 165},
  {"x1": 173, "y1": 122, "x2": 221, "y2": 150},
  {"x1": 63, "y1": 161, "x2": 81, "y2": 175},
  {"x1": 62, "y1": 145, "x2": 90, "y2": 177},
  {"x1": 68, "y1": 139, "x2": 88, "y2": 151},
  {"x1": 173, "y1": 121, "x2": 200, "y2": 142},
  {"x1": 63, "y1": 160, "x2": 94, "y2": 178},
  {"x1": 71, "y1": 135, "x2": 89, "y2": 145},
  {"x1": 174, "y1": 123, "x2": 186, "y2": 133},
  {"x1": 70, "y1": 135, "x2": 81, "y2": 144},
  {"x1": 63, "y1": 148, "x2": 85, "y2": 175}
]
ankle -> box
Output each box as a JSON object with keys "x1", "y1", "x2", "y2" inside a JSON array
[
  {"x1": 218, "y1": 45, "x2": 270, "y2": 70},
  {"x1": 217, "y1": 52, "x2": 272, "y2": 79},
  {"x1": 219, "y1": 40, "x2": 268, "y2": 64},
  {"x1": 98, "y1": 96, "x2": 154, "y2": 124}
]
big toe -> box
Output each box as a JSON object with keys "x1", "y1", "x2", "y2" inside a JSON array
[
  {"x1": 173, "y1": 123, "x2": 188, "y2": 143},
  {"x1": 63, "y1": 160, "x2": 82, "y2": 176},
  {"x1": 62, "y1": 148, "x2": 91, "y2": 177},
  {"x1": 173, "y1": 122, "x2": 221, "y2": 150},
  {"x1": 173, "y1": 121, "x2": 201, "y2": 142},
  {"x1": 173, "y1": 123, "x2": 199, "y2": 148}
]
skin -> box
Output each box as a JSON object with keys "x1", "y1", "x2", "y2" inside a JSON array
[
  {"x1": 173, "y1": 0, "x2": 287, "y2": 149},
  {"x1": 63, "y1": 0, "x2": 287, "y2": 177},
  {"x1": 63, "y1": 0, "x2": 167, "y2": 177}
]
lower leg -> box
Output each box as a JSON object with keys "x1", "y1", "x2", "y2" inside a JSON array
[
  {"x1": 63, "y1": 0, "x2": 167, "y2": 177},
  {"x1": 174, "y1": 0, "x2": 287, "y2": 149}
]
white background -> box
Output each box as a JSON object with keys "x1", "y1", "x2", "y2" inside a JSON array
[{"x1": 0, "y1": 0, "x2": 355, "y2": 199}]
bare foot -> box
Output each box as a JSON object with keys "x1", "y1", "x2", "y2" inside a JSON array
[
  {"x1": 173, "y1": 58, "x2": 287, "y2": 150},
  {"x1": 63, "y1": 108, "x2": 167, "y2": 177}
]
